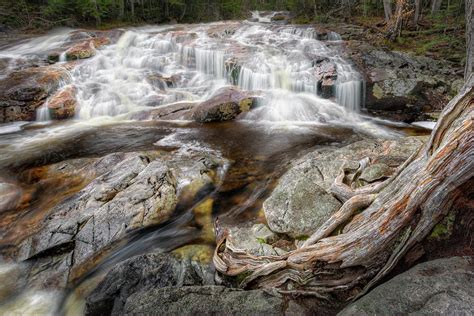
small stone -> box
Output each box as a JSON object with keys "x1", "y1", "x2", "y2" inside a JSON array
[{"x1": 359, "y1": 163, "x2": 392, "y2": 183}]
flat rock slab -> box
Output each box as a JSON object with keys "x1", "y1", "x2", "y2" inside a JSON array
[{"x1": 123, "y1": 285, "x2": 285, "y2": 316}]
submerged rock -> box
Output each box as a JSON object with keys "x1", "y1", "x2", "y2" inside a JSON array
[
  {"x1": 128, "y1": 101, "x2": 195, "y2": 121},
  {"x1": 0, "y1": 181, "x2": 22, "y2": 213},
  {"x1": 339, "y1": 257, "x2": 474, "y2": 315},
  {"x1": 191, "y1": 87, "x2": 255, "y2": 123}
]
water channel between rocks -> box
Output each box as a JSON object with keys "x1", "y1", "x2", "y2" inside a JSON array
[{"x1": 0, "y1": 13, "x2": 431, "y2": 314}]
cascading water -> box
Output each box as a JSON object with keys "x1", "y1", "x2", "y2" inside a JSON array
[{"x1": 9, "y1": 18, "x2": 366, "y2": 125}]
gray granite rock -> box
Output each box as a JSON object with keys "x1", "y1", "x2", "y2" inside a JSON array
[{"x1": 339, "y1": 257, "x2": 474, "y2": 315}]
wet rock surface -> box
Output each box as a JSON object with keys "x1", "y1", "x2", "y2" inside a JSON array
[
  {"x1": 128, "y1": 101, "x2": 195, "y2": 121},
  {"x1": 64, "y1": 37, "x2": 110, "y2": 61},
  {"x1": 339, "y1": 257, "x2": 474, "y2": 315},
  {"x1": 191, "y1": 86, "x2": 255, "y2": 123},
  {"x1": 12, "y1": 148, "x2": 225, "y2": 288},
  {"x1": 47, "y1": 85, "x2": 77, "y2": 119},
  {"x1": 0, "y1": 65, "x2": 71, "y2": 122}
]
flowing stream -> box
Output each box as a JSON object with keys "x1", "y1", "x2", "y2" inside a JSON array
[{"x1": 0, "y1": 13, "x2": 429, "y2": 315}]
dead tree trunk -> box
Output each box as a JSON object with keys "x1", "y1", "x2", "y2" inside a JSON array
[
  {"x1": 383, "y1": 0, "x2": 393, "y2": 21},
  {"x1": 213, "y1": 6, "x2": 474, "y2": 295},
  {"x1": 466, "y1": 0, "x2": 473, "y2": 80},
  {"x1": 386, "y1": 0, "x2": 410, "y2": 42}
]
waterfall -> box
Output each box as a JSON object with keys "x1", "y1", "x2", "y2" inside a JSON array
[
  {"x1": 195, "y1": 48, "x2": 225, "y2": 78},
  {"x1": 23, "y1": 20, "x2": 366, "y2": 122},
  {"x1": 59, "y1": 52, "x2": 67, "y2": 62},
  {"x1": 334, "y1": 61, "x2": 364, "y2": 112},
  {"x1": 36, "y1": 104, "x2": 51, "y2": 121},
  {"x1": 328, "y1": 32, "x2": 342, "y2": 41}
]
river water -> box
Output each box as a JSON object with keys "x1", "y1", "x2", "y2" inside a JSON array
[{"x1": 0, "y1": 13, "x2": 428, "y2": 315}]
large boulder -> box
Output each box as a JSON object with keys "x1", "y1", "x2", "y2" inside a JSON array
[
  {"x1": 263, "y1": 136, "x2": 425, "y2": 238},
  {"x1": 85, "y1": 250, "x2": 291, "y2": 316},
  {"x1": 339, "y1": 257, "x2": 474, "y2": 315},
  {"x1": 263, "y1": 170, "x2": 342, "y2": 239},
  {"x1": 191, "y1": 87, "x2": 255, "y2": 123}
]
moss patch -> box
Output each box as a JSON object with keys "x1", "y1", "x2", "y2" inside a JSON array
[{"x1": 429, "y1": 212, "x2": 455, "y2": 240}]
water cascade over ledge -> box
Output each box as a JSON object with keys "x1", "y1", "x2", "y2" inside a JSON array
[{"x1": 16, "y1": 18, "x2": 367, "y2": 124}]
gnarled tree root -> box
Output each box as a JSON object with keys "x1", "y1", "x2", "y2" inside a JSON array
[{"x1": 213, "y1": 79, "x2": 473, "y2": 299}]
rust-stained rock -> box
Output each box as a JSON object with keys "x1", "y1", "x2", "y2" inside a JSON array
[
  {"x1": 65, "y1": 37, "x2": 110, "y2": 60},
  {"x1": 0, "y1": 65, "x2": 70, "y2": 122},
  {"x1": 47, "y1": 85, "x2": 77, "y2": 120}
]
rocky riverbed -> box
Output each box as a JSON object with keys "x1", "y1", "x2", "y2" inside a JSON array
[{"x1": 0, "y1": 12, "x2": 471, "y2": 315}]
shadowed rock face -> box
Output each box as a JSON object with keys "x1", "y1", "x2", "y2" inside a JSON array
[
  {"x1": 85, "y1": 252, "x2": 216, "y2": 315},
  {"x1": 123, "y1": 285, "x2": 285, "y2": 316},
  {"x1": 340, "y1": 38, "x2": 463, "y2": 122},
  {"x1": 339, "y1": 257, "x2": 474, "y2": 315},
  {"x1": 85, "y1": 252, "x2": 287, "y2": 316}
]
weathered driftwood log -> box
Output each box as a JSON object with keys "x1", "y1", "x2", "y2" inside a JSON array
[{"x1": 213, "y1": 77, "x2": 473, "y2": 297}]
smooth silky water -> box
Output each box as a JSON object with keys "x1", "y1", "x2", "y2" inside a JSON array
[{"x1": 0, "y1": 14, "x2": 430, "y2": 315}]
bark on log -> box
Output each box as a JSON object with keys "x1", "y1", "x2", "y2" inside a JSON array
[{"x1": 213, "y1": 78, "x2": 473, "y2": 296}]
